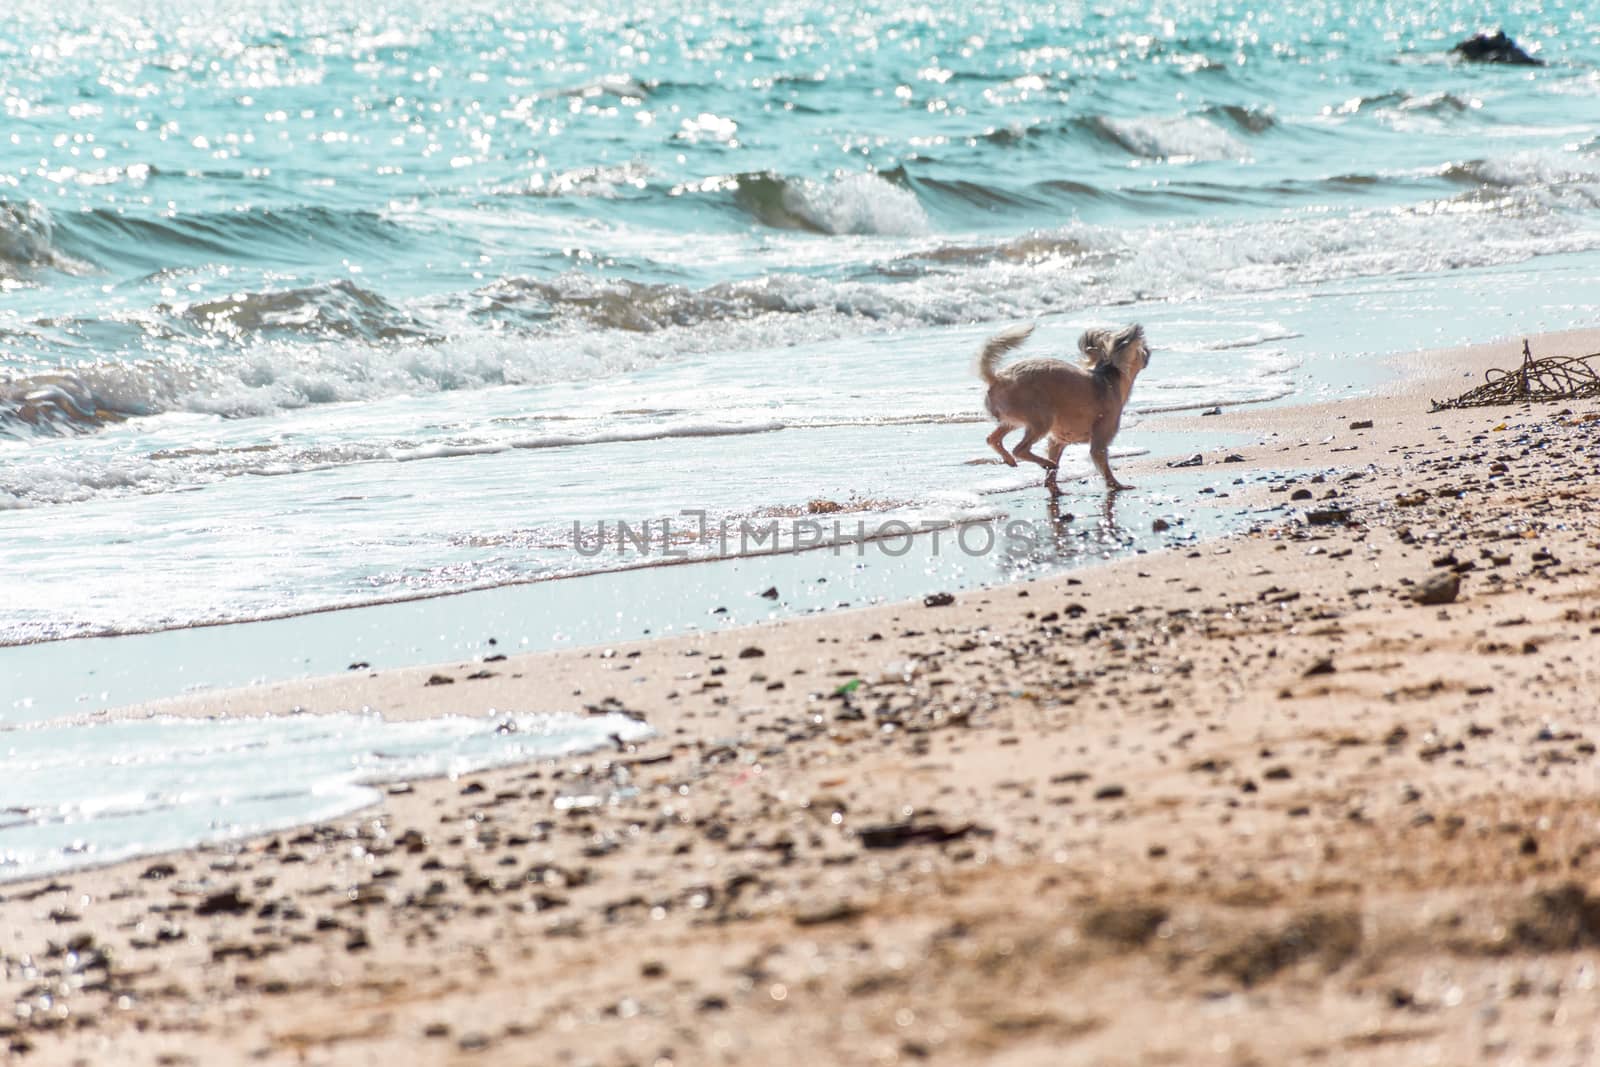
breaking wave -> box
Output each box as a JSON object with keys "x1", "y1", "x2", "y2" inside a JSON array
[
  {"x1": 171, "y1": 280, "x2": 435, "y2": 343},
  {"x1": 45, "y1": 203, "x2": 415, "y2": 275},
  {"x1": 692, "y1": 170, "x2": 931, "y2": 235},
  {"x1": 6, "y1": 167, "x2": 1600, "y2": 444},
  {"x1": 0, "y1": 200, "x2": 89, "y2": 278},
  {"x1": 1078, "y1": 115, "x2": 1248, "y2": 162}
]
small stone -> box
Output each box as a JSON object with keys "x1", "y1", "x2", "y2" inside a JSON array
[
  {"x1": 794, "y1": 901, "x2": 866, "y2": 926},
  {"x1": 1169, "y1": 454, "x2": 1203, "y2": 468},
  {"x1": 737, "y1": 646, "x2": 766, "y2": 659},
  {"x1": 1410, "y1": 572, "x2": 1460, "y2": 606},
  {"x1": 760, "y1": 586, "x2": 780, "y2": 599},
  {"x1": 1349, "y1": 420, "x2": 1373, "y2": 430},
  {"x1": 1304, "y1": 657, "x2": 1336, "y2": 677},
  {"x1": 196, "y1": 887, "x2": 251, "y2": 917},
  {"x1": 426, "y1": 674, "x2": 455, "y2": 686},
  {"x1": 1152, "y1": 518, "x2": 1170, "y2": 532},
  {"x1": 923, "y1": 592, "x2": 956, "y2": 608}
]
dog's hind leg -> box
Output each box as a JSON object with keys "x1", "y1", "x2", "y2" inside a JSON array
[
  {"x1": 986, "y1": 425, "x2": 1018, "y2": 467},
  {"x1": 1011, "y1": 426, "x2": 1057, "y2": 474}
]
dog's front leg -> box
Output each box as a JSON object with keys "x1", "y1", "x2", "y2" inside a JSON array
[
  {"x1": 1090, "y1": 416, "x2": 1130, "y2": 491},
  {"x1": 1090, "y1": 444, "x2": 1131, "y2": 491},
  {"x1": 1043, "y1": 438, "x2": 1067, "y2": 495}
]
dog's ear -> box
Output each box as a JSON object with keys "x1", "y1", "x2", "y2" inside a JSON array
[
  {"x1": 1077, "y1": 328, "x2": 1111, "y2": 365},
  {"x1": 1111, "y1": 324, "x2": 1147, "y2": 368}
]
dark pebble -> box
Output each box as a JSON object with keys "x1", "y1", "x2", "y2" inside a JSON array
[{"x1": 1411, "y1": 572, "x2": 1460, "y2": 606}]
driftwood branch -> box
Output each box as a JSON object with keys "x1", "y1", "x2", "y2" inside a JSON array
[{"x1": 1431, "y1": 340, "x2": 1600, "y2": 410}]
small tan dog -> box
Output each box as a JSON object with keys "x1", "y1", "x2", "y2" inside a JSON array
[{"x1": 977, "y1": 322, "x2": 1151, "y2": 493}]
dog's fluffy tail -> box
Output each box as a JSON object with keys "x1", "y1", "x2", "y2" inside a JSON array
[{"x1": 976, "y1": 324, "x2": 1034, "y2": 384}]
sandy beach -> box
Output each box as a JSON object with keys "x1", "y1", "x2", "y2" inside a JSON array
[{"x1": 5, "y1": 328, "x2": 1600, "y2": 1066}]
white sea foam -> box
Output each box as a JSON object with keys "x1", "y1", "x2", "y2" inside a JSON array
[
  {"x1": 781, "y1": 172, "x2": 932, "y2": 236},
  {"x1": 0, "y1": 709, "x2": 652, "y2": 882},
  {"x1": 1098, "y1": 115, "x2": 1247, "y2": 163}
]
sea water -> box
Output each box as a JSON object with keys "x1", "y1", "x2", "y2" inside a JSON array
[
  {"x1": 2, "y1": 1, "x2": 1598, "y2": 877},
  {"x1": 5, "y1": 0, "x2": 1599, "y2": 642}
]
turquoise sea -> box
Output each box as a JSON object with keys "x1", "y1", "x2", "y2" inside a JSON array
[{"x1": 2, "y1": 0, "x2": 1598, "y2": 877}]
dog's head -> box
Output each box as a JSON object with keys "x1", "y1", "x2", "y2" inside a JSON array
[{"x1": 1078, "y1": 324, "x2": 1150, "y2": 376}]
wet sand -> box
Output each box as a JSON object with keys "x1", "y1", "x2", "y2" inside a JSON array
[{"x1": 4, "y1": 329, "x2": 1599, "y2": 1066}]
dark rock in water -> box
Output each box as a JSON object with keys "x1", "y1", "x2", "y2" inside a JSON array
[
  {"x1": 1169, "y1": 453, "x2": 1203, "y2": 468},
  {"x1": 1453, "y1": 30, "x2": 1543, "y2": 66},
  {"x1": 923, "y1": 591, "x2": 956, "y2": 608},
  {"x1": 759, "y1": 586, "x2": 779, "y2": 599}
]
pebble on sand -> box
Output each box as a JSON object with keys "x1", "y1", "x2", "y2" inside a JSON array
[{"x1": 1411, "y1": 572, "x2": 1461, "y2": 606}]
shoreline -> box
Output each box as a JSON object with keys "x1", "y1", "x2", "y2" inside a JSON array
[
  {"x1": 8, "y1": 462, "x2": 1256, "y2": 720},
  {"x1": 4, "y1": 327, "x2": 1599, "y2": 1064}
]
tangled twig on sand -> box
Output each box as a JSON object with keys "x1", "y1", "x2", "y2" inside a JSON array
[{"x1": 1431, "y1": 340, "x2": 1600, "y2": 410}]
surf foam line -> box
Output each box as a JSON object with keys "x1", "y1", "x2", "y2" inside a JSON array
[{"x1": 0, "y1": 709, "x2": 653, "y2": 883}]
